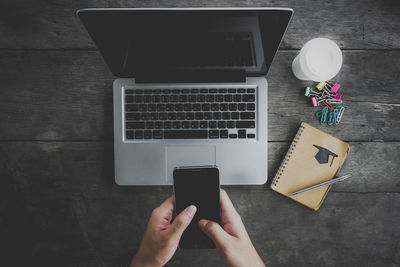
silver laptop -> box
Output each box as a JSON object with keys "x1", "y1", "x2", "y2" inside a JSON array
[{"x1": 77, "y1": 8, "x2": 293, "y2": 185}]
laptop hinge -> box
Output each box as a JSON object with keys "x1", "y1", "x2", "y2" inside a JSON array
[{"x1": 134, "y1": 70, "x2": 246, "y2": 83}]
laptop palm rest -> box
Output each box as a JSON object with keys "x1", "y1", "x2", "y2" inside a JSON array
[{"x1": 165, "y1": 146, "x2": 216, "y2": 183}]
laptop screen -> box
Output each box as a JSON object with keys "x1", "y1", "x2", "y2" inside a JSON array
[{"x1": 78, "y1": 8, "x2": 293, "y2": 78}]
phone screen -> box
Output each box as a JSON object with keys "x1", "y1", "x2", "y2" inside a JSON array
[{"x1": 173, "y1": 167, "x2": 221, "y2": 249}]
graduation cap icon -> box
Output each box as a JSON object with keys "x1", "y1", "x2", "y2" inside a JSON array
[{"x1": 313, "y1": 145, "x2": 338, "y2": 167}]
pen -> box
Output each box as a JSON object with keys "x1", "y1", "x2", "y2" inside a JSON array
[{"x1": 289, "y1": 174, "x2": 352, "y2": 196}]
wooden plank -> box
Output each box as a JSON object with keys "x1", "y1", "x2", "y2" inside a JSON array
[
  {"x1": 0, "y1": 50, "x2": 399, "y2": 141},
  {"x1": 0, "y1": 0, "x2": 399, "y2": 49},
  {"x1": 0, "y1": 141, "x2": 398, "y2": 195},
  {"x1": 1, "y1": 173, "x2": 399, "y2": 266}
]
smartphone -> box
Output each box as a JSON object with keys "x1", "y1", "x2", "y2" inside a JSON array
[{"x1": 173, "y1": 166, "x2": 221, "y2": 249}]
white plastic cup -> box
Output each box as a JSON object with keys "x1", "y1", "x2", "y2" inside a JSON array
[{"x1": 292, "y1": 38, "x2": 343, "y2": 81}]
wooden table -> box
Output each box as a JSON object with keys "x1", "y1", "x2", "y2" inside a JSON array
[{"x1": 1, "y1": 1, "x2": 399, "y2": 266}]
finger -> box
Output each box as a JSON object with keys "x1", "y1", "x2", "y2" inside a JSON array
[
  {"x1": 198, "y1": 219, "x2": 231, "y2": 249},
  {"x1": 220, "y1": 189, "x2": 240, "y2": 221},
  {"x1": 154, "y1": 196, "x2": 175, "y2": 221},
  {"x1": 166, "y1": 205, "x2": 197, "y2": 238}
]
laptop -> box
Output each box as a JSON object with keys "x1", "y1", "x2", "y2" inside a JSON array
[{"x1": 77, "y1": 8, "x2": 293, "y2": 185}]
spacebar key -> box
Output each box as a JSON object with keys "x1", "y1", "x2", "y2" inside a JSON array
[{"x1": 164, "y1": 130, "x2": 208, "y2": 139}]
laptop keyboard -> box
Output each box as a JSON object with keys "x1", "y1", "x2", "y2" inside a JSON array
[{"x1": 124, "y1": 87, "x2": 256, "y2": 140}]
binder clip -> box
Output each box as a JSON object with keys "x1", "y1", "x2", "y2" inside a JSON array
[
  {"x1": 305, "y1": 86, "x2": 320, "y2": 97},
  {"x1": 316, "y1": 82, "x2": 326, "y2": 91},
  {"x1": 311, "y1": 96, "x2": 322, "y2": 107},
  {"x1": 334, "y1": 93, "x2": 342, "y2": 100},
  {"x1": 330, "y1": 83, "x2": 341, "y2": 93}
]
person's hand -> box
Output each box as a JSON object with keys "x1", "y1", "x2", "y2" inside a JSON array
[
  {"x1": 198, "y1": 189, "x2": 265, "y2": 267},
  {"x1": 131, "y1": 196, "x2": 197, "y2": 267}
]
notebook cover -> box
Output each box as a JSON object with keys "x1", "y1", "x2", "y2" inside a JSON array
[{"x1": 270, "y1": 122, "x2": 350, "y2": 210}]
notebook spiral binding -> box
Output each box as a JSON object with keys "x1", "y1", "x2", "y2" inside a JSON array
[{"x1": 271, "y1": 124, "x2": 306, "y2": 187}]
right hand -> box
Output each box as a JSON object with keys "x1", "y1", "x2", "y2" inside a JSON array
[{"x1": 198, "y1": 189, "x2": 265, "y2": 267}]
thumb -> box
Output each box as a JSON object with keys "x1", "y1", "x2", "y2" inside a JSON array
[
  {"x1": 167, "y1": 205, "x2": 197, "y2": 238},
  {"x1": 198, "y1": 219, "x2": 230, "y2": 248}
]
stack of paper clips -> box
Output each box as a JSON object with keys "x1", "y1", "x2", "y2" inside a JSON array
[{"x1": 305, "y1": 81, "x2": 348, "y2": 125}]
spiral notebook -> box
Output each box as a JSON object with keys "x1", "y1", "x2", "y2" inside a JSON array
[{"x1": 271, "y1": 122, "x2": 350, "y2": 210}]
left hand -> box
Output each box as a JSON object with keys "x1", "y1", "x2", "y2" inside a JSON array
[{"x1": 130, "y1": 196, "x2": 197, "y2": 267}]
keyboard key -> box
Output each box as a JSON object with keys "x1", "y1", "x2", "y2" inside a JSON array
[
  {"x1": 152, "y1": 95, "x2": 161, "y2": 103},
  {"x1": 204, "y1": 112, "x2": 212, "y2": 120},
  {"x1": 202, "y1": 103, "x2": 210, "y2": 111},
  {"x1": 184, "y1": 104, "x2": 192, "y2": 111},
  {"x1": 220, "y1": 130, "x2": 228, "y2": 138},
  {"x1": 213, "y1": 112, "x2": 221, "y2": 120},
  {"x1": 231, "y1": 112, "x2": 239, "y2": 120},
  {"x1": 247, "y1": 133, "x2": 255, "y2": 138},
  {"x1": 220, "y1": 103, "x2": 228, "y2": 111},
  {"x1": 218, "y1": 121, "x2": 226, "y2": 128},
  {"x1": 164, "y1": 130, "x2": 208, "y2": 139},
  {"x1": 195, "y1": 112, "x2": 203, "y2": 120},
  {"x1": 164, "y1": 121, "x2": 172, "y2": 129},
  {"x1": 206, "y1": 95, "x2": 215, "y2": 102},
  {"x1": 182, "y1": 121, "x2": 190, "y2": 129},
  {"x1": 143, "y1": 95, "x2": 151, "y2": 103},
  {"x1": 135, "y1": 95, "x2": 143, "y2": 103},
  {"x1": 157, "y1": 104, "x2": 165, "y2": 112},
  {"x1": 155, "y1": 121, "x2": 163, "y2": 129},
  {"x1": 172, "y1": 89, "x2": 180, "y2": 94},
  {"x1": 182, "y1": 89, "x2": 190, "y2": 94},
  {"x1": 172, "y1": 121, "x2": 181, "y2": 129},
  {"x1": 209, "y1": 130, "x2": 219, "y2": 138},
  {"x1": 166, "y1": 104, "x2": 174, "y2": 111},
  {"x1": 200, "y1": 121, "x2": 208, "y2": 128},
  {"x1": 238, "y1": 130, "x2": 246, "y2": 138},
  {"x1": 171, "y1": 95, "x2": 179, "y2": 102},
  {"x1": 153, "y1": 89, "x2": 161, "y2": 94},
  {"x1": 209, "y1": 121, "x2": 217, "y2": 128},
  {"x1": 174, "y1": 104, "x2": 183, "y2": 111},
  {"x1": 247, "y1": 103, "x2": 255, "y2": 111},
  {"x1": 177, "y1": 112, "x2": 185, "y2": 120},
  {"x1": 229, "y1": 103, "x2": 237, "y2": 111},
  {"x1": 126, "y1": 89, "x2": 134, "y2": 94},
  {"x1": 144, "y1": 130, "x2": 152, "y2": 139},
  {"x1": 216, "y1": 95, "x2": 224, "y2": 102},
  {"x1": 233, "y1": 95, "x2": 241, "y2": 102},
  {"x1": 146, "y1": 121, "x2": 154, "y2": 129},
  {"x1": 227, "y1": 121, "x2": 235, "y2": 128},
  {"x1": 139, "y1": 104, "x2": 147, "y2": 112},
  {"x1": 126, "y1": 113, "x2": 140, "y2": 120},
  {"x1": 126, "y1": 130, "x2": 134, "y2": 139},
  {"x1": 162, "y1": 89, "x2": 171, "y2": 94},
  {"x1": 140, "y1": 113, "x2": 150, "y2": 120},
  {"x1": 228, "y1": 88, "x2": 236, "y2": 93},
  {"x1": 190, "y1": 88, "x2": 199, "y2": 93},
  {"x1": 240, "y1": 112, "x2": 255, "y2": 119},
  {"x1": 222, "y1": 112, "x2": 230, "y2": 120},
  {"x1": 153, "y1": 130, "x2": 163, "y2": 139},
  {"x1": 126, "y1": 104, "x2": 138, "y2": 112},
  {"x1": 224, "y1": 95, "x2": 233, "y2": 102},
  {"x1": 159, "y1": 113, "x2": 167, "y2": 120},
  {"x1": 134, "y1": 89, "x2": 143, "y2": 94},
  {"x1": 193, "y1": 104, "x2": 201, "y2": 111},
  {"x1": 125, "y1": 95, "x2": 134, "y2": 103},
  {"x1": 218, "y1": 88, "x2": 227, "y2": 93},
  {"x1": 229, "y1": 133, "x2": 238, "y2": 138},
  {"x1": 243, "y1": 94, "x2": 255, "y2": 102},
  {"x1": 148, "y1": 104, "x2": 157, "y2": 111},
  {"x1": 211, "y1": 104, "x2": 219, "y2": 111},
  {"x1": 209, "y1": 89, "x2": 218, "y2": 93},
  {"x1": 144, "y1": 90, "x2": 152, "y2": 94},
  {"x1": 238, "y1": 103, "x2": 247, "y2": 111},
  {"x1": 179, "y1": 95, "x2": 187, "y2": 102},
  {"x1": 127, "y1": 121, "x2": 145, "y2": 129},
  {"x1": 238, "y1": 88, "x2": 246, "y2": 93},
  {"x1": 168, "y1": 113, "x2": 177, "y2": 120},
  {"x1": 186, "y1": 112, "x2": 194, "y2": 120},
  {"x1": 197, "y1": 95, "x2": 206, "y2": 102},
  {"x1": 162, "y1": 95, "x2": 170, "y2": 102},
  {"x1": 150, "y1": 113, "x2": 158, "y2": 120},
  {"x1": 247, "y1": 88, "x2": 255, "y2": 93},
  {"x1": 236, "y1": 121, "x2": 255, "y2": 128},
  {"x1": 135, "y1": 130, "x2": 143, "y2": 139},
  {"x1": 189, "y1": 95, "x2": 197, "y2": 102},
  {"x1": 191, "y1": 121, "x2": 199, "y2": 129},
  {"x1": 200, "y1": 88, "x2": 208, "y2": 93}
]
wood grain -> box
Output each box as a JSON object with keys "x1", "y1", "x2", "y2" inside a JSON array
[
  {"x1": 0, "y1": 50, "x2": 399, "y2": 141},
  {"x1": 0, "y1": 0, "x2": 399, "y2": 50}
]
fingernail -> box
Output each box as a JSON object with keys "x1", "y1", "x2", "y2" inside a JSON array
[
  {"x1": 199, "y1": 219, "x2": 208, "y2": 228},
  {"x1": 185, "y1": 205, "x2": 197, "y2": 218}
]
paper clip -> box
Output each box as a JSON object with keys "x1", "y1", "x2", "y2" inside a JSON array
[
  {"x1": 336, "y1": 106, "x2": 346, "y2": 123},
  {"x1": 330, "y1": 83, "x2": 341, "y2": 93},
  {"x1": 316, "y1": 107, "x2": 329, "y2": 124},
  {"x1": 316, "y1": 82, "x2": 326, "y2": 91},
  {"x1": 325, "y1": 98, "x2": 343, "y2": 104},
  {"x1": 334, "y1": 93, "x2": 342, "y2": 100},
  {"x1": 323, "y1": 101, "x2": 333, "y2": 109},
  {"x1": 305, "y1": 87, "x2": 320, "y2": 97},
  {"x1": 328, "y1": 110, "x2": 336, "y2": 125}
]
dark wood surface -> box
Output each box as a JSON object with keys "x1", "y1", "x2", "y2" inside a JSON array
[{"x1": 0, "y1": 1, "x2": 399, "y2": 266}]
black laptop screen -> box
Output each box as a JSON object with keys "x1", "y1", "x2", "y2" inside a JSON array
[{"x1": 77, "y1": 8, "x2": 292, "y2": 78}]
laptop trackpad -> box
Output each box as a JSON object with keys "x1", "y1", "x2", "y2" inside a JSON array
[{"x1": 166, "y1": 146, "x2": 216, "y2": 183}]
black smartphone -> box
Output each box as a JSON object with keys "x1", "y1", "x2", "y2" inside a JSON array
[{"x1": 173, "y1": 166, "x2": 221, "y2": 249}]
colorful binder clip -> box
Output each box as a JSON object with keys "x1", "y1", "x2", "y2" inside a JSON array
[
  {"x1": 305, "y1": 86, "x2": 320, "y2": 97},
  {"x1": 334, "y1": 93, "x2": 342, "y2": 100},
  {"x1": 316, "y1": 81, "x2": 326, "y2": 91},
  {"x1": 311, "y1": 96, "x2": 321, "y2": 107},
  {"x1": 330, "y1": 83, "x2": 341, "y2": 93}
]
